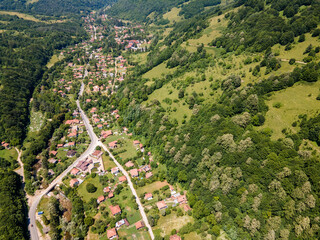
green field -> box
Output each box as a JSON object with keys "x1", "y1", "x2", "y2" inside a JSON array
[
  {"x1": 78, "y1": 176, "x2": 105, "y2": 202},
  {"x1": 0, "y1": 148, "x2": 17, "y2": 162},
  {"x1": 102, "y1": 154, "x2": 117, "y2": 170},
  {"x1": 153, "y1": 213, "x2": 193, "y2": 237},
  {"x1": 258, "y1": 81, "x2": 320, "y2": 140},
  {"x1": 163, "y1": 7, "x2": 183, "y2": 24},
  {"x1": 136, "y1": 181, "x2": 168, "y2": 195},
  {"x1": 272, "y1": 33, "x2": 320, "y2": 62},
  {"x1": 143, "y1": 62, "x2": 174, "y2": 79}
]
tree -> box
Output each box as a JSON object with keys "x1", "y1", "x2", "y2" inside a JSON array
[{"x1": 86, "y1": 183, "x2": 97, "y2": 193}]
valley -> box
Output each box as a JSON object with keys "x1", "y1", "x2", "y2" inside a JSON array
[{"x1": 1, "y1": 1, "x2": 320, "y2": 240}]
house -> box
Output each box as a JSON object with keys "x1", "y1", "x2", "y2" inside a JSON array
[
  {"x1": 118, "y1": 176, "x2": 127, "y2": 183},
  {"x1": 107, "y1": 228, "x2": 118, "y2": 239},
  {"x1": 133, "y1": 140, "x2": 140, "y2": 146},
  {"x1": 57, "y1": 144, "x2": 64, "y2": 148},
  {"x1": 125, "y1": 161, "x2": 134, "y2": 168},
  {"x1": 115, "y1": 219, "x2": 126, "y2": 228},
  {"x1": 135, "y1": 220, "x2": 145, "y2": 230},
  {"x1": 108, "y1": 192, "x2": 114, "y2": 198},
  {"x1": 170, "y1": 235, "x2": 182, "y2": 240},
  {"x1": 48, "y1": 169, "x2": 55, "y2": 176},
  {"x1": 48, "y1": 158, "x2": 57, "y2": 164},
  {"x1": 141, "y1": 165, "x2": 151, "y2": 172},
  {"x1": 144, "y1": 193, "x2": 153, "y2": 200},
  {"x1": 108, "y1": 141, "x2": 118, "y2": 149},
  {"x1": 70, "y1": 179, "x2": 79, "y2": 187},
  {"x1": 101, "y1": 130, "x2": 113, "y2": 138},
  {"x1": 111, "y1": 167, "x2": 119, "y2": 175},
  {"x1": 1, "y1": 142, "x2": 10, "y2": 149},
  {"x1": 91, "y1": 150, "x2": 103, "y2": 159},
  {"x1": 156, "y1": 201, "x2": 168, "y2": 210},
  {"x1": 109, "y1": 205, "x2": 121, "y2": 216},
  {"x1": 184, "y1": 204, "x2": 192, "y2": 212},
  {"x1": 67, "y1": 150, "x2": 77, "y2": 158},
  {"x1": 146, "y1": 172, "x2": 153, "y2": 179},
  {"x1": 70, "y1": 168, "x2": 80, "y2": 176},
  {"x1": 68, "y1": 141, "x2": 75, "y2": 147},
  {"x1": 50, "y1": 151, "x2": 58, "y2": 156},
  {"x1": 129, "y1": 169, "x2": 139, "y2": 178},
  {"x1": 169, "y1": 185, "x2": 176, "y2": 195},
  {"x1": 103, "y1": 187, "x2": 111, "y2": 193},
  {"x1": 177, "y1": 195, "x2": 187, "y2": 204},
  {"x1": 97, "y1": 124, "x2": 103, "y2": 129},
  {"x1": 97, "y1": 195, "x2": 105, "y2": 204}
]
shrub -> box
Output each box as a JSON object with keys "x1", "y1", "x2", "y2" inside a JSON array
[
  {"x1": 298, "y1": 34, "x2": 305, "y2": 42},
  {"x1": 86, "y1": 183, "x2": 97, "y2": 193},
  {"x1": 273, "y1": 102, "x2": 282, "y2": 108},
  {"x1": 289, "y1": 58, "x2": 296, "y2": 65}
]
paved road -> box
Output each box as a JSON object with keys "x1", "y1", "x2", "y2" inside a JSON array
[
  {"x1": 29, "y1": 81, "x2": 99, "y2": 240},
  {"x1": 99, "y1": 142, "x2": 155, "y2": 240},
  {"x1": 30, "y1": 80, "x2": 154, "y2": 240}
]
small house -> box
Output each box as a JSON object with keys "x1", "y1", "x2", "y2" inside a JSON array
[
  {"x1": 107, "y1": 228, "x2": 118, "y2": 239},
  {"x1": 144, "y1": 193, "x2": 153, "y2": 201},
  {"x1": 156, "y1": 201, "x2": 168, "y2": 210},
  {"x1": 135, "y1": 220, "x2": 145, "y2": 230},
  {"x1": 70, "y1": 179, "x2": 79, "y2": 187}
]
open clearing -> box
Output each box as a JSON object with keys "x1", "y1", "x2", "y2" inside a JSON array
[
  {"x1": 258, "y1": 81, "x2": 320, "y2": 140},
  {"x1": 47, "y1": 54, "x2": 64, "y2": 68},
  {"x1": 154, "y1": 213, "x2": 193, "y2": 236},
  {"x1": 0, "y1": 11, "x2": 42, "y2": 22},
  {"x1": 0, "y1": 148, "x2": 18, "y2": 162},
  {"x1": 136, "y1": 181, "x2": 168, "y2": 195},
  {"x1": 29, "y1": 111, "x2": 45, "y2": 133},
  {"x1": 163, "y1": 7, "x2": 183, "y2": 24}
]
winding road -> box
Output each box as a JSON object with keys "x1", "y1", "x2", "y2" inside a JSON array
[{"x1": 30, "y1": 80, "x2": 154, "y2": 239}]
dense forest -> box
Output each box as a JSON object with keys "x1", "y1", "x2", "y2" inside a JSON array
[
  {"x1": 0, "y1": 15, "x2": 86, "y2": 145},
  {"x1": 0, "y1": 12, "x2": 87, "y2": 239},
  {"x1": 107, "y1": 0, "x2": 188, "y2": 21},
  {"x1": 0, "y1": 0, "x2": 116, "y2": 16},
  {"x1": 211, "y1": 0, "x2": 320, "y2": 52}
]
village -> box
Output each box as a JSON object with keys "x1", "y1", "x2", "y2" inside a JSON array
[{"x1": 22, "y1": 12, "x2": 194, "y2": 240}]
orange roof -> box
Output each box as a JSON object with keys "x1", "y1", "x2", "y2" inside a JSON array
[
  {"x1": 70, "y1": 178, "x2": 79, "y2": 187},
  {"x1": 109, "y1": 205, "x2": 121, "y2": 215},
  {"x1": 125, "y1": 161, "x2": 134, "y2": 168},
  {"x1": 170, "y1": 235, "x2": 181, "y2": 240},
  {"x1": 70, "y1": 168, "x2": 80, "y2": 175},
  {"x1": 97, "y1": 195, "x2": 105, "y2": 203},
  {"x1": 135, "y1": 220, "x2": 145, "y2": 230},
  {"x1": 184, "y1": 204, "x2": 192, "y2": 212},
  {"x1": 156, "y1": 201, "x2": 167, "y2": 210},
  {"x1": 107, "y1": 228, "x2": 117, "y2": 239},
  {"x1": 145, "y1": 193, "x2": 153, "y2": 200},
  {"x1": 146, "y1": 172, "x2": 153, "y2": 179},
  {"x1": 129, "y1": 169, "x2": 139, "y2": 177},
  {"x1": 178, "y1": 195, "x2": 187, "y2": 204},
  {"x1": 118, "y1": 176, "x2": 127, "y2": 182}
]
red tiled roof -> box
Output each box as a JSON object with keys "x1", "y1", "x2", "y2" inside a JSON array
[
  {"x1": 70, "y1": 168, "x2": 79, "y2": 175},
  {"x1": 118, "y1": 176, "x2": 127, "y2": 183},
  {"x1": 170, "y1": 235, "x2": 181, "y2": 240},
  {"x1": 107, "y1": 228, "x2": 117, "y2": 239},
  {"x1": 135, "y1": 220, "x2": 145, "y2": 230},
  {"x1": 156, "y1": 201, "x2": 167, "y2": 210},
  {"x1": 109, "y1": 205, "x2": 121, "y2": 215}
]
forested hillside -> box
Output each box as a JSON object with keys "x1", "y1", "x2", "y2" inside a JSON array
[
  {"x1": 101, "y1": 0, "x2": 320, "y2": 238},
  {"x1": 0, "y1": 16, "x2": 86, "y2": 145},
  {"x1": 107, "y1": 0, "x2": 188, "y2": 21},
  {"x1": 0, "y1": 0, "x2": 116, "y2": 16}
]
